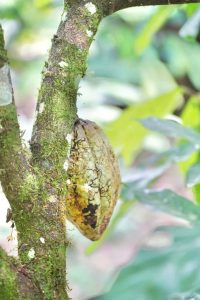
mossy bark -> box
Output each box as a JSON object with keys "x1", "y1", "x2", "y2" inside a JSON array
[
  {"x1": 0, "y1": 2, "x2": 103, "y2": 299},
  {"x1": 0, "y1": 0, "x2": 199, "y2": 299}
]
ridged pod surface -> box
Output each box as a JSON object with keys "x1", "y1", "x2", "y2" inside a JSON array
[{"x1": 66, "y1": 119, "x2": 121, "y2": 241}]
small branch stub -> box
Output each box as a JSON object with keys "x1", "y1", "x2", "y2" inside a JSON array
[{"x1": 66, "y1": 119, "x2": 121, "y2": 241}]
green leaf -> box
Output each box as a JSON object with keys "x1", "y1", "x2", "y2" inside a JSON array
[
  {"x1": 161, "y1": 34, "x2": 200, "y2": 89},
  {"x1": 140, "y1": 117, "x2": 200, "y2": 145},
  {"x1": 181, "y1": 97, "x2": 200, "y2": 131},
  {"x1": 187, "y1": 44, "x2": 200, "y2": 90},
  {"x1": 86, "y1": 154, "x2": 181, "y2": 255},
  {"x1": 135, "y1": 189, "x2": 200, "y2": 224},
  {"x1": 142, "y1": 143, "x2": 197, "y2": 168},
  {"x1": 106, "y1": 88, "x2": 182, "y2": 165},
  {"x1": 179, "y1": 9, "x2": 200, "y2": 39},
  {"x1": 183, "y1": 3, "x2": 200, "y2": 16},
  {"x1": 172, "y1": 290, "x2": 200, "y2": 300},
  {"x1": 134, "y1": 6, "x2": 176, "y2": 55},
  {"x1": 161, "y1": 34, "x2": 189, "y2": 78},
  {"x1": 180, "y1": 97, "x2": 200, "y2": 204},
  {"x1": 186, "y1": 162, "x2": 200, "y2": 188},
  {"x1": 157, "y1": 143, "x2": 197, "y2": 164},
  {"x1": 102, "y1": 147, "x2": 199, "y2": 250},
  {"x1": 120, "y1": 164, "x2": 171, "y2": 201},
  {"x1": 90, "y1": 225, "x2": 200, "y2": 300},
  {"x1": 140, "y1": 58, "x2": 180, "y2": 98},
  {"x1": 34, "y1": 0, "x2": 53, "y2": 9}
]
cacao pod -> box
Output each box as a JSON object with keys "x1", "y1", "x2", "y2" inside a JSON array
[{"x1": 66, "y1": 119, "x2": 120, "y2": 241}]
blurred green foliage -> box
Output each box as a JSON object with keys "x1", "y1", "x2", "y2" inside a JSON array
[
  {"x1": 87, "y1": 4, "x2": 200, "y2": 300},
  {"x1": 1, "y1": 2, "x2": 200, "y2": 300},
  {"x1": 105, "y1": 88, "x2": 182, "y2": 164},
  {"x1": 0, "y1": 0, "x2": 62, "y2": 104},
  {"x1": 91, "y1": 225, "x2": 200, "y2": 300}
]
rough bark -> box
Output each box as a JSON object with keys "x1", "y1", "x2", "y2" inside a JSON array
[
  {"x1": 0, "y1": 2, "x2": 103, "y2": 299},
  {"x1": 0, "y1": 0, "x2": 200, "y2": 299}
]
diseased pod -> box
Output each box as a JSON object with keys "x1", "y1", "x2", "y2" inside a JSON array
[{"x1": 66, "y1": 119, "x2": 121, "y2": 241}]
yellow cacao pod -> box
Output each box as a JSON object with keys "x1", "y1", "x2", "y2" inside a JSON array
[{"x1": 66, "y1": 119, "x2": 120, "y2": 241}]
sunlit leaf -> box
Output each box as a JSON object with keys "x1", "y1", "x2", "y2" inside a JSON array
[
  {"x1": 106, "y1": 88, "x2": 182, "y2": 165},
  {"x1": 134, "y1": 6, "x2": 176, "y2": 55},
  {"x1": 181, "y1": 97, "x2": 200, "y2": 130},
  {"x1": 34, "y1": 0, "x2": 53, "y2": 9},
  {"x1": 183, "y1": 3, "x2": 200, "y2": 16}
]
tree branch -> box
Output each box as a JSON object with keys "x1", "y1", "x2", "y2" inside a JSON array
[
  {"x1": 66, "y1": 0, "x2": 200, "y2": 17},
  {"x1": 31, "y1": 2, "x2": 102, "y2": 167},
  {"x1": 107, "y1": 0, "x2": 200, "y2": 15},
  {"x1": 0, "y1": 26, "x2": 31, "y2": 216},
  {"x1": 24, "y1": 3, "x2": 104, "y2": 299},
  {"x1": 0, "y1": 23, "x2": 70, "y2": 299}
]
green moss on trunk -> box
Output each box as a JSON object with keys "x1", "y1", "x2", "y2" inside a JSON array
[
  {"x1": 0, "y1": 249, "x2": 20, "y2": 300},
  {"x1": 0, "y1": 26, "x2": 7, "y2": 67}
]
